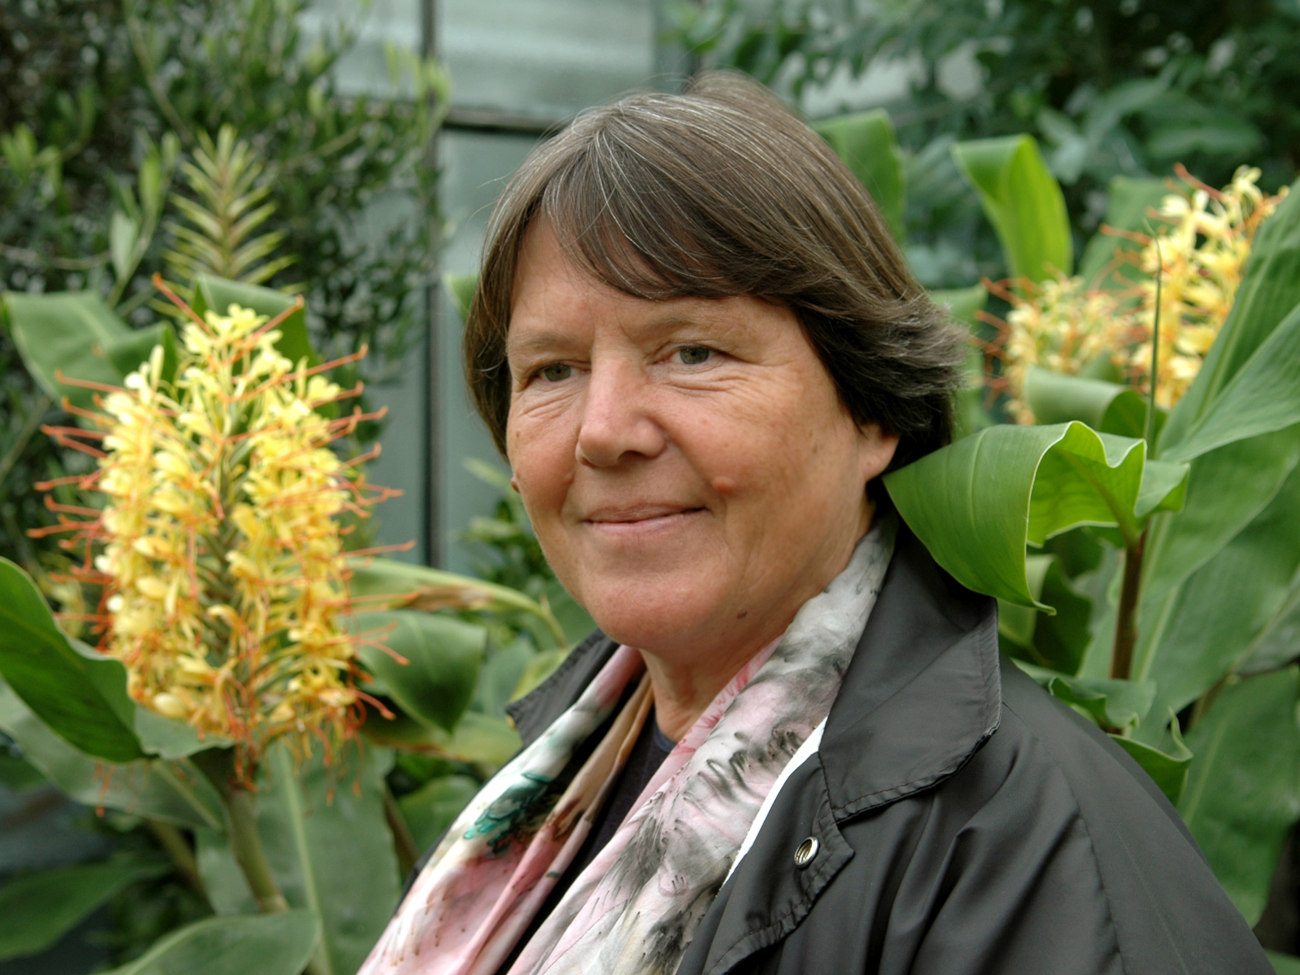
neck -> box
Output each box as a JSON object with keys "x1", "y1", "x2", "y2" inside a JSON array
[{"x1": 638, "y1": 636, "x2": 777, "y2": 741}]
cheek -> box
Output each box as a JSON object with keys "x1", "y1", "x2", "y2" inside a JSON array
[{"x1": 506, "y1": 421, "x2": 572, "y2": 514}]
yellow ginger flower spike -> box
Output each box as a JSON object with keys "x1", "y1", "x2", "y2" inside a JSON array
[
  {"x1": 35, "y1": 281, "x2": 399, "y2": 780},
  {"x1": 1127, "y1": 165, "x2": 1287, "y2": 408},
  {"x1": 986, "y1": 165, "x2": 1286, "y2": 419}
]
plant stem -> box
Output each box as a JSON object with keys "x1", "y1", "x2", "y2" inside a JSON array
[
  {"x1": 383, "y1": 784, "x2": 419, "y2": 879},
  {"x1": 193, "y1": 750, "x2": 289, "y2": 914},
  {"x1": 145, "y1": 818, "x2": 207, "y2": 899},
  {"x1": 1111, "y1": 527, "x2": 1148, "y2": 681}
]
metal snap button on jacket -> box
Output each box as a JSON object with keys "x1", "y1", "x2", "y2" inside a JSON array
[{"x1": 794, "y1": 836, "x2": 819, "y2": 868}]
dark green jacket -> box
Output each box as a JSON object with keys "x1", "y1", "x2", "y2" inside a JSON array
[{"x1": 507, "y1": 528, "x2": 1271, "y2": 974}]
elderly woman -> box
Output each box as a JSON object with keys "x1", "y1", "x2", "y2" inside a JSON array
[{"x1": 360, "y1": 74, "x2": 1269, "y2": 975}]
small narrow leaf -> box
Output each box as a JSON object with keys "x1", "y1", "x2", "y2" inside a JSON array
[{"x1": 109, "y1": 210, "x2": 140, "y2": 281}]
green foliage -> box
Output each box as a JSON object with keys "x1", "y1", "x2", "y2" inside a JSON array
[
  {"x1": 669, "y1": 0, "x2": 1300, "y2": 291},
  {"x1": 882, "y1": 134, "x2": 1300, "y2": 934},
  {"x1": 0, "y1": 0, "x2": 446, "y2": 573},
  {"x1": 0, "y1": 273, "x2": 578, "y2": 973}
]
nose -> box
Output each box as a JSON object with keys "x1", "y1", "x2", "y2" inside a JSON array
[{"x1": 575, "y1": 361, "x2": 666, "y2": 467}]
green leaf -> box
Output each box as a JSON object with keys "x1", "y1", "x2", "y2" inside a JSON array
[
  {"x1": 1139, "y1": 426, "x2": 1300, "y2": 622},
  {"x1": 109, "y1": 210, "x2": 141, "y2": 282},
  {"x1": 354, "y1": 610, "x2": 486, "y2": 733},
  {"x1": 951, "y1": 134, "x2": 1073, "y2": 282},
  {"x1": 814, "y1": 109, "x2": 906, "y2": 241},
  {"x1": 1076, "y1": 175, "x2": 1170, "y2": 285},
  {"x1": 397, "y1": 773, "x2": 480, "y2": 852},
  {"x1": 196, "y1": 742, "x2": 399, "y2": 975},
  {"x1": 1179, "y1": 668, "x2": 1300, "y2": 925},
  {"x1": 1111, "y1": 720, "x2": 1192, "y2": 804},
  {"x1": 349, "y1": 556, "x2": 565, "y2": 645},
  {"x1": 0, "y1": 682, "x2": 223, "y2": 830},
  {"x1": 1162, "y1": 177, "x2": 1300, "y2": 447},
  {"x1": 191, "y1": 274, "x2": 313, "y2": 369},
  {"x1": 0, "y1": 856, "x2": 170, "y2": 960},
  {"x1": 1160, "y1": 300, "x2": 1300, "y2": 463},
  {"x1": 444, "y1": 272, "x2": 477, "y2": 323},
  {"x1": 3, "y1": 291, "x2": 168, "y2": 411},
  {"x1": 1136, "y1": 456, "x2": 1300, "y2": 719},
  {"x1": 1045, "y1": 674, "x2": 1156, "y2": 732},
  {"x1": 96, "y1": 910, "x2": 320, "y2": 975},
  {"x1": 0, "y1": 558, "x2": 143, "y2": 762},
  {"x1": 883, "y1": 423, "x2": 1181, "y2": 609},
  {"x1": 1022, "y1": 367, "x2": 1151, "y2": 439},
  {"x1": 1267, "y1": 951, "x2": 1300, "y2": 975},
  {"x1": 930, "y1": 284, "x2": 988, "y2": 329},
  {"x1": 998, "y1": 555, "x2": 1093, "y2": 674}
]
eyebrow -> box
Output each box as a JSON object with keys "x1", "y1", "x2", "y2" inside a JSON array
[{"x1": 506, "y1": 302, "x2": 749, "y2": 358}]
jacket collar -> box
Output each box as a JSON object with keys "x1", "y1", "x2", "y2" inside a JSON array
[
  {"x1": 818, "y1": 525, "x2": 1001, "y2": 816},
  {"x1": 507, "y1": 526, "x2": 1001, "y2": 813}
]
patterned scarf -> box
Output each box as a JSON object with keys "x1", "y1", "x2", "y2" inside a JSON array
[{"x1": 358, "y1": 520, "x2": 895, "y2": 975}]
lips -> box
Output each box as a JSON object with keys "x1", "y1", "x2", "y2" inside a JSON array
[{"x1": 584, "y1": 503, "x2": 702, "y2": 523}]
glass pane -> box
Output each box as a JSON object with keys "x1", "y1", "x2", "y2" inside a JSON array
[{"x1": 439, "y1": 0, "x2": 658, "y2": 118}]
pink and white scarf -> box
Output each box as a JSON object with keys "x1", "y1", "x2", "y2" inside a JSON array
[{"x1": 358, "y1": 520, "x2": 894, "y2": 975}]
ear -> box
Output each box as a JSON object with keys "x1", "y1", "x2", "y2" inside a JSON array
[
  {"x1": 856, "y1": 422, "x2": 900, "y2": 485},
  {"x1": 510, "y1": 473, "x2": 521, "y2": 493}
]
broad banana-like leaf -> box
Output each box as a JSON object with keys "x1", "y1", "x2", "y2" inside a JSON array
[
  {"x1": 1111, "y1": 719, "x2": 1192, "y2": 804},
  {"x1": 883, "y1": 422, "x2": 1186, "y2": 610},
  {"x1": 0, "y1": 558, "x2": 213, "y2": 762},
  {"x1": 1139, "y1": 427, "x2": 1300, "y2": 615},
  {"x1": 814, "y1": 109, "x2": 905, "y2": 241},
  {"x1": 1134, "y1": 454, "x2": 1300, "y2": 720},
  {"x1": 1014, "y1": 660, "x2": 1157, "y2": 732},
  {"x1": 1179, "y1": 668, "x2": 1300, "y2": 925},
  {"x1": 0, "y1": 683, "x2": 222, "y2": 830},
  {"x1": 196, "y1": 742, "x2": 399, "y2": 975},
  {"x1": 930, "y1": 284, "x2": 988, "y2": 329},
  {"x1": 353, "y1": 609, "x2": 486, "y2": 733},
  {"x1": 96, "y1": 910, "x2": 320, "y2": 975},
  {"x1": 951, "y1": 134, "x2": 1072, "y2": 282},
  {"x1": 0, "y1": 855, "x2": 170, "y2": 960},
  {"x1": 1023, "y1": 368, "x2": 1150, "y2": 439},
  {"x1": 1160, "y1": 300, "x2": 1300, "y2": 464},
  {"x1": 998, "y1": 554, "x2": 1093, "y2": 674},
  {"x1": 1075, "y1": 175, "x2": 1170, "y2": 285},
  {"x1": 2, "y1": 290, "x2": 168, "y2": 411},
  {"x1": 1268, "y1": 951, "x2": 1300, "y2": 975}
]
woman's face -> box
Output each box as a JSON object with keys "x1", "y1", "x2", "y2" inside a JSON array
[{"x1": 505, "y1": 223, "x2": 898, "y2": 674}]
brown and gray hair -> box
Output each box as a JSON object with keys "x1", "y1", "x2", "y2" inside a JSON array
[{"x1": 463, "y1": 71, "x2": 966, "y2": 471}]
